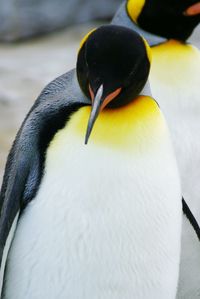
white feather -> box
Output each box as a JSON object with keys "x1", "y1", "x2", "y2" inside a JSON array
[
  {"x1": 0, "y1": 213, "x2": 19, "y2": 297},
  {"x1": 177, "y1": 215, "x2": 200, "y2": 299}
]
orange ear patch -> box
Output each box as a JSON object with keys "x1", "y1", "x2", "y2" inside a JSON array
[
  {"x1": 101, "y1": 88, "x2": 122, "y2": 110},
  {"x1": 184, "y1": 2, "x2": 200, "y2": 16},
  {"x1": 126, "y1": 0, "x2": 146, "y2": 23},
  {"x1": 142, "y1": 37, "x2": 152, "y2": 64},
  {"x1": 89, "y1": 84, "x2": 94, "y2": 101}
]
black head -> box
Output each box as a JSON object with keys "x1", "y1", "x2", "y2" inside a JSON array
[
  {"x1": 127, "y1": 0, "x2": 200, "y2": 41},
  {"x1": 76, "y1": 25, "x2": 151, "y2": 143}
]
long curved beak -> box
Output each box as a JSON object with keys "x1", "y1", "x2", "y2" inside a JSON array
[
  {"x1": 85, "y1": 85, "x2": 104, "y2": 144},
  {"x1": 184, "y1": 2, "x2": 200, "y2": 16}
]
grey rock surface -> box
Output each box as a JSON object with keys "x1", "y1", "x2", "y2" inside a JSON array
[{"x1": 0, "y1": 0, "x2": 121, "y2": 41}]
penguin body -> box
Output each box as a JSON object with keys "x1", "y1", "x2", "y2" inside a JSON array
[
  {"x1": 0, "y1": 26, "x2": 182, "y2": 299},
  {"x1": 150, "y1": 41, "x2": 200, "y2": 218},
  {"x1": 3, "y1": 85, "x2": 181, "y2": 299},
  {"x1": 113, "y1": 1, "x2": 200, "y2": 219},
  {"x1": 150, "y1": 40, "x2": 200, "y2": 299},
  {"x1": 113, "y1": 0, "x2": 200, "y2": 218},
  {"x1": 112, "y1": 2, "x2": 200, "y2": 298}
]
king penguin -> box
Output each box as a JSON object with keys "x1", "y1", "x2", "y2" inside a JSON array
[
  {"x1": 112, "y1": 0, "x2": 200, "y2": 216},
  {"x1": 112, "y1": 2, "x2": 200, "y2": 298},
  {"x1": 0, "y1": 25, "x2": 182, "y2": 299}
]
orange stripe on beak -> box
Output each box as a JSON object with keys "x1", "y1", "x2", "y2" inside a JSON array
[
  {"x1": 184, "y1": 2, "x2": 200, "y2": 16},
  {"x1": 89, "y1": 84, "x2": 94, "y2": 101},
  {"x1": 89, "y1": 85, "x2": 121, "y2": 109},
  {"x1": 85, "y1": 85, "x2": 122, "y2": 144},
  {"x1": 101, "y1": 88, "x2": 122, "y2": 111}
]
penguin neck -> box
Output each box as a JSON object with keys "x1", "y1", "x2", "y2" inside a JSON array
[
  {"x1": 112, "y1": 1, "x2": 167, "y2": 46},
  {"x1": 139, "y1": 80, "x2": 152, "y2": 97},
  {"x1": 72, "y1": 69, "x2": 90, "y2": 105}
]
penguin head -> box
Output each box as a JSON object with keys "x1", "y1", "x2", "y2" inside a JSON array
[
  {"x1": 126, "y1": 0, "x2": 200, "y2": 41},
  {"x1": 76, "y1": 25, "x2": 151, "y2": 144}
]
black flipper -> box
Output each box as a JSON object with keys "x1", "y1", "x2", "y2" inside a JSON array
[
  {"x1": 0, "y1": 69, "x2": 89, "y2": 285},
  {"x1": 182, "y1": 197, "x2": 200, "y2": 241}
]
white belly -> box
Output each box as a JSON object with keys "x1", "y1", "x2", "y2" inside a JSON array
[
  {"x1": 3, "y1": 105, "x2": 181, "y2": 299},
  {"x1": 150, "y1": 43, "x2": 200, "y2": 220},
  {"x1": 150, "y1": 43, "x2": 200, "y2": 299}
]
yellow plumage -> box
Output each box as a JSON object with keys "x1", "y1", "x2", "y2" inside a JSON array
[{"x1": 50, "y1": 96, "x2": 167, "y2": 153}]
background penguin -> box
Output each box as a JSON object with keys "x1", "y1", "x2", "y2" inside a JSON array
[
  {"x1": 0, "y1": 25, "x2": 182, "y2": 299},
  {"x1": 112, "y1": 2, "x2": 200, "y2": 297}
]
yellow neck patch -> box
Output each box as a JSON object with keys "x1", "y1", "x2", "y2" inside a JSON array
[
  {"x1": 142, "y1": 37, "x2": 152, "y2": 64},
  {"x1": 150, "y1": 40, "x2": 200, "y2": 87},
  {"x1": 127, "y1": 0, "x2": 146, "y2": 23},
  {"x1": 50, "y1": 96, "x2": 167, "y2": 154},
  {"x1": 78, "y1": 28, "x2": 96, "y2": 53}
]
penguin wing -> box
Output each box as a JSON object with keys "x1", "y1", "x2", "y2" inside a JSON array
[
  {"x1": 0, "y1": 69, "x2": 89, "y2": 284},
  {"x1": 182, "y1": 198, "x2": 200, "y2": 241}
]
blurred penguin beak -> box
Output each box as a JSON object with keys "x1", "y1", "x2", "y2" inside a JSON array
[{"x1": 184, "y1": 2, "x2": 200, "y2": 16}]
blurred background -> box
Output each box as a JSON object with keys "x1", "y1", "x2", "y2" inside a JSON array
[{"x1": 0, "y1": 0, "x2": 199, "y2": 184}]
